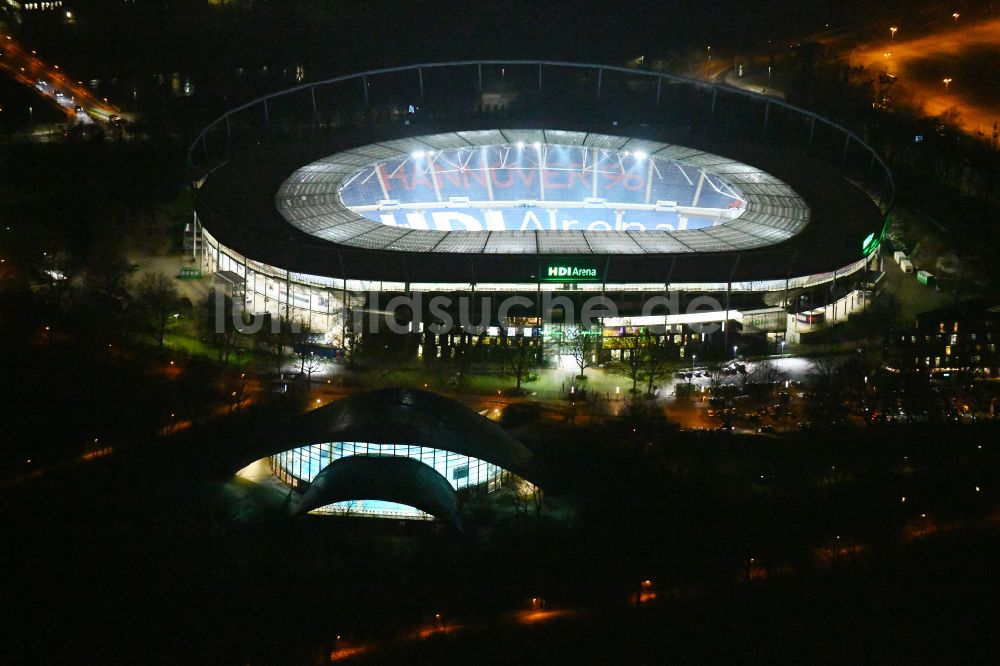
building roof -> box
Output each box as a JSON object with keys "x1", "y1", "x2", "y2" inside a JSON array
[
  {"x1": 285, "y1": 387, "x2": 540, "y2": 482},
  {"x1": 196, "y1": 122, "x2": 884, "y2": 285}
]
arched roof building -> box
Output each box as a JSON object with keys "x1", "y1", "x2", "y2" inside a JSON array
[{"x1": 234, "y1": 388, "x2": 540, "y2": 523}]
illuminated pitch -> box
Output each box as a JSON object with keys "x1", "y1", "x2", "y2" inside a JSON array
[
  {"x1": 338, "y1": 143, "x2": 746, "y2": 232},
  {"x1": 276, "y1": 129, "x2": 810, "y2": 255}
]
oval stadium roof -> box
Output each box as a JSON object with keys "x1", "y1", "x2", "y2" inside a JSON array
[{"x1": 275, "y1": 129, "x2": 810, "y2": 255}]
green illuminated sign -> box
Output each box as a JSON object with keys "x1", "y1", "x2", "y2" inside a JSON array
[
  {"x1": 862, "y1": 232, "x2": 876, "y2": 254},
  {"x1": 862, "y1": 215, "x2": 890, "y2": 257},
  {"x1": 542, "y1": 261, "x2": 601, "y2": 282}
]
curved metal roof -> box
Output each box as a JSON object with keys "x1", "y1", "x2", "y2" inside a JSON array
[
  {"x1": 283, "y1": 387, "x2": 540, "y2": 482},
  {"x1": 294, "y1": 455, "x2": 459, "y2": 526},
  {"x1": 275, "y1": 130, "x2": 810, "y2": 255}
]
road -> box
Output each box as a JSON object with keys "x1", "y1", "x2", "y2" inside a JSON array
[
  {"x1": 295, "y1": 353, "x2": 832, "y2": 433},
  {"x1": 841, "y1": 17, "x2": 1000, "y2": 136},
  {"x1": 0, "y1": 33, "x2": 122, "y2": 125},
  {"x1": 686, "y1": 14, "x2": 1000, "y2": 139},
  {"x1": 721, "y1": 66, "x2": 786, "y2": 100}
]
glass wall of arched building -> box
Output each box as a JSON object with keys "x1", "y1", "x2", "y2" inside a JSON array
[{"x1": 270, "y1": 441, "x2": 504, "y2": 519}]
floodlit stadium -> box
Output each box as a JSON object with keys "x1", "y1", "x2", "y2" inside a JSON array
[
  {"x1": 278, "y1": 130, "x2": 806, "y2": 249},
  {"x1": 311, "y1": 136, "x2": 752, "y2": 236},
  {"x1": 191, "y1": 61, "x2": 892, "y2": 357}
]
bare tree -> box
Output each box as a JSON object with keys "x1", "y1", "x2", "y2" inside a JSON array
[
  {"x1": 753, "y1": 359, "x2": 788, "y2": 387},
  {"x1": 566, "y1": 328, "x2": 599, "y2": 379},
  {"x1": 302, "y1": 351, "x2": 324, "y2": 383},
  {"x1": 508, "y1": 478, "x2": 543, "y2": 519},
  {"x1": 616, "y1": 335, "x2": 645, "y2": 394},
  {"x1": 256, "y1": 314, "x2": 296, "y2": 376},
  {"x1": 705, "y1": 360, "x2": 730, "y2": 396},
  {"x1": 748, "y1": 359, "x2": 788, "y2": 408},
  {"x1": 199, "y1": 292, "x2": 233, "y2": 363},
  {"x1": 506, "y1": 335, "x2": 536, "y2": 392},
  {"x1": 639, "y1": 336, "x2": 674, "y2": 397},
  {"x1": 810, "y1": 356, "x2": 839, "y2": 391},
  {"x1": 339, "y1": 499, "x2": 359, "y2": 518},
  {"x1": 291, "y1": 322, "x2": 325, "y2": 382},
  {"x1": 530, "y1": 483, "x2": 544, "y2": 517},
  {"x1": 324, "y1": 329, "x2": 361, "y2": 369},
  {"x1": 135, "y1": 271, "x2": 179, "y2": 348}
]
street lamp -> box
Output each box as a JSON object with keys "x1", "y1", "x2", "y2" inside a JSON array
[
  {"x1": 890, "y1": 26, "x2": 897, "y2": 40},
  {"x1": 707, "y1": 45, "x2": 712, "y2": 61},
  {"x1": 733, "y1": 345, "x2": 738, "y2": 359},
  {"x1": 952, "y1": 12, "x2": 960, "y2": 21},
  {"x1": 943, "y1": 77, "x2": 953, "y2": 92}
]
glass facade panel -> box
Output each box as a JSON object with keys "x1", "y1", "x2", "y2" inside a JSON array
[{"x1": 269, "y1": 441, "x2": 504, "y2": 520}]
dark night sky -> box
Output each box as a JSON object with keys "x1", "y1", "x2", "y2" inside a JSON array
[{"x1": 54, "y1": 0, "x2": 908, "y2": 73}]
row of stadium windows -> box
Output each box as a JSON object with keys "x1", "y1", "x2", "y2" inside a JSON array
[
  {"x1": 201, "y1": 230, "x2": 870, "y2": 336},
  {"x1": 205, "y1": 229, "x2": 866, "y2": 295}
]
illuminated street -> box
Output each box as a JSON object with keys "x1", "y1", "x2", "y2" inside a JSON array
[
  {"x1": 843, "y1": 17, "x2": 1000, "y2": 134},
  {"x1": 0, "y1": 33, "x2": 121, "y2": 123}
]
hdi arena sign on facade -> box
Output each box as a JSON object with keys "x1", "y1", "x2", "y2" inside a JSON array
[{"x1": 542, "y1": 261, "x2": 602, "y2": 282}]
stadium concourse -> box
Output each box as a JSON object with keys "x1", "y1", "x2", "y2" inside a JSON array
[{"x1": 191, "y1": 62, "x2": 891, "y2": 362}]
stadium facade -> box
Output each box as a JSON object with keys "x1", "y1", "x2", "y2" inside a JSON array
[{"x1": 191, "y1": 61, "x2": 892, "y2": 361}]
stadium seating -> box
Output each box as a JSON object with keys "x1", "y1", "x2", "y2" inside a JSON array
[{"x1": 337, "y1": 144, "x2": 744, "y2": 232}]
